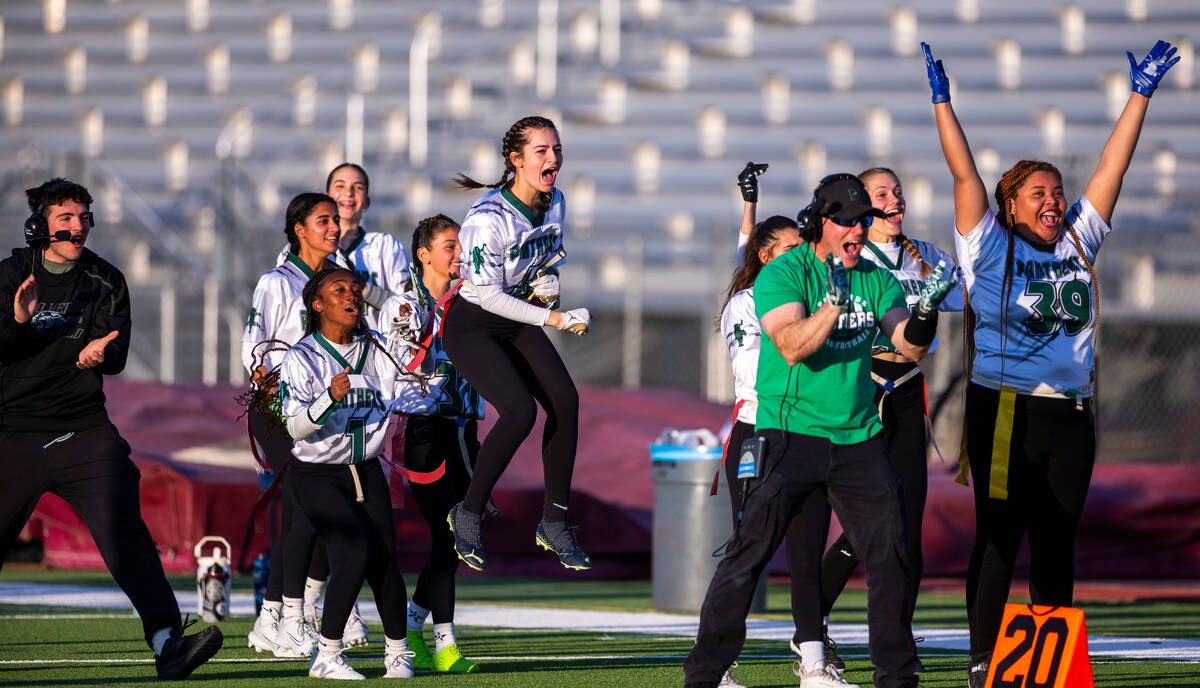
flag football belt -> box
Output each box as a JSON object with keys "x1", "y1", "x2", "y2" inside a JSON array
[
  {"x1": 710, "y1": 399, "x2": 747, "y2": 496},
  {"x1": 871, "y1": 366, "x2": 946, "y2": 464}
]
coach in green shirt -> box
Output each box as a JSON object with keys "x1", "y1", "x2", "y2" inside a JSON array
[{"x1": 684, "y1": 174, "x2": 957, "y2": 688}]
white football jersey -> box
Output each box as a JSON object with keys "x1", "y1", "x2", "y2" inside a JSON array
[
  {"x1": 381, "y1": 287, "x2": 485, "y2": 420},
  {"x1": 242, "y1": 254, "x2": 322, "y2": 374},
  {"x1": 956, "y1": 196, "x2": 1108, "y2": 398},
  {"x1": 720, "y1": 288, "x2": 759, "y2": 425},
  {"x1": 860, "y1": 237, "x2": 964, "y2": 356},
  {"x1": 279, "y1": 331, "x2": 404, "y2": 465},
  {"x1": 457, "y1": 187, "x2": 565, "y2": 305},
  {"x1": 274, "y1": 227, "x2": 411, "y2": 331}
]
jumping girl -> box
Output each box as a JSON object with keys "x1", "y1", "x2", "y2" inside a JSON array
[
  {"x1": 389, "y1": 214, "x2": 483, "y2": 674},
  {"x1": 242, "y1": 192, "x2": 343, "y2": 658},
  {"x1": 442, "y1": 115, "x2": 592, "y2": 572},
  {"x1": 278, "y1": 266, "x2": 416, "y2": 679},
  {"x1": 923, "y1": 39, "x2": 1179, "y2": 687}
]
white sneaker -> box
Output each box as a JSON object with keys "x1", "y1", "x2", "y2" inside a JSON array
[
  {"x1": 343, "y1": 603, "x2": 369, "y2": 648},
  {"x1": 719, "y1": 662, "x2": 747, "y2": 687},
  {"x1": 274, "y1": 614, "x2": 318, "y2": 658},
  {"x1": 309, "y1": 649, "x2": 365, "y2": 680},
  {"x1": 384, "y1": 649, "x2": 416, "y2": 678},
  {"x1": 793, "y1": 660, "x2": 861, "y2": 688},
  {"x1": 248, "y1": 606, "x2": 281, "y2": 654}
]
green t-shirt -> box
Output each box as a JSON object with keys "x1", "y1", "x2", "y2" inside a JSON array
[{"x1": 753, "y1": 244, "x2": 906, "y2": 444}]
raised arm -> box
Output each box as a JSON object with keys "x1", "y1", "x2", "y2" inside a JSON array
[
  {"x1": 923, "y1": 42, "x2": 989, "y2": 234},
  {"x1": 1084, "y1": 40, "x2": 1179, "y2": 225},
  {"x1": 736, "y1": 162, "x2": 767, "y2": 261},
  {"x1": 760, "y1": 301, "x2": 839, "y2": 367}
]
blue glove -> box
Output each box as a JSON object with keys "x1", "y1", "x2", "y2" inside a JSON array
[
  {"x1": 1127, "y1": 40, "x2": 1180, "y2": 97},
  {"x1": 922, "y1": 42, "x2": 951, "y2": 104}
]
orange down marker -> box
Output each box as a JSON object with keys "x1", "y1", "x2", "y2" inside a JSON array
[{"x1": 985, "y1": 604, "x2": 1094, "y2": 688}]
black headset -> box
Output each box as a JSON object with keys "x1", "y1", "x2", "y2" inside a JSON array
[
  {"x1": 24, "y1": 180, "x2": 95, "y2": 246},
  {"x1": 797, "y1": 173, "x2": 860, "y2": 243}
]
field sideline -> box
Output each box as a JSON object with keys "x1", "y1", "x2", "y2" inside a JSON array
[{"x1": 1, "y1": 570, "x2": 1197, "y2": 686}]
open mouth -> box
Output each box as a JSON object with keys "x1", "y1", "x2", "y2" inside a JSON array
[
  {"x1": 1039, "y1": 212, "x2": 1062, "y2": 230},
  {"x1": 884, "y1": 209, "x2": 904, "y2": 226},
  {"x1": 344, "y1": 302, "x2": 361, "y2": 317},
  {"x1": 541, "y1": 167, "x2": 558, "y2": 186},
  {"x1": 843, "y1": 238, "x2": 864, "y2": 259}
]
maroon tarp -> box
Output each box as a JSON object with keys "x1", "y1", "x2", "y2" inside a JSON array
[{"x1": 22, "y1": 380, "x2": 1200, "y2": 580}]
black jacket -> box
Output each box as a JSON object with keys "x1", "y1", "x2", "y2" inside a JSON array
[{"x1": 0, "y1": 246, "x2": 131, "y2": 432}]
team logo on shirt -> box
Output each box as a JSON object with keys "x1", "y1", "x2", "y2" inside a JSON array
[
  {"x1": 31, "y1": 309, "x2": 68, "y2": 332},
  {"x1": 732, "y1": 322, "x2": 747, "y2": 346},
  {"x1": 827, "y1": 295, "x2": 875, "y2": 350},
  {"x1": 510, "y1": 233, "x2": 557, "y2": 261},
  {"x1": 334, "y1": 387, "x2": 389, "y2": 413},
  {"x1": 472, "y1": 245, "x2": 486, "y2": 275}
]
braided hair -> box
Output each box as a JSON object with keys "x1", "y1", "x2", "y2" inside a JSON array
[
  {"x1": 453, "y1": 115, "x2": 558, "y2": 216},
  {"x1": 857, "y1": 167, "x2": 932, "y2": 278},
  {"x1": 410, "y1": 214, "x2": 460, "y2": 279},
  {"x1": 964, "y1": 159, "x2": 1100, "y2": 393},
  {"x1": 284, "y1": 192, "x2": 337, "y2": 255}
]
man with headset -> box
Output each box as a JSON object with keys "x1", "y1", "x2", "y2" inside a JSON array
[
  {"x1": 0, "y1": 179, "x2": 223, "y2": 679},
  {"x1": 684, "y1": 174, "x2": 957, "y2": 688}
]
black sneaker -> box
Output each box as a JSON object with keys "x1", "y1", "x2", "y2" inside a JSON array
[
  {"x1": 822, "y1": 624, "x2": 846, "y2": 671},
  {"x1": 447, "y1": 502, "x2": 487, "y2": 571},
  {"x1": 967, "y1": 658, "x2": 989, "y2": 688},
  {"x1": 536, "y1": 521, "x2": 592, "y2": 571},
  {"x1": 155, "y1": 619, "x2": 223, "y2": 680}
]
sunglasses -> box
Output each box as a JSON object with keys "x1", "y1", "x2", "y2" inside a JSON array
[{"x1": 827, "y1": 214, "x2": 874, "y2": 228}]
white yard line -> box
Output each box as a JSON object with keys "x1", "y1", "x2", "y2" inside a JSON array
[{"x1": 2, "y1": 582, "x2": 1198, "y2": 661}]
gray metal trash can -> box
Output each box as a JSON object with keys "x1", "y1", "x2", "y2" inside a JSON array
[{"x1": 650, "y1": 442, "x2": 767, "y2": 613}]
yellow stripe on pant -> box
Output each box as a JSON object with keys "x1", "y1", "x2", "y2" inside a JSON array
[{"x1": 988, "y1": 387, "x2": 1018, "y2": 500}]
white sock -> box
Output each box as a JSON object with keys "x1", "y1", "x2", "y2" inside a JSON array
[
  {"x1": 151, "y1": 627, "x2": 172, "y2": 655},
  {"x1": 304, "y1": 577, "x2": 326, "y2": 615},
  {"x1": 282, "y1": 595, "x2": 304, "y2": 619},
  {"x1": 799, "y1": 640, "x2": 824, "y2": 672},
  {"x1": 407, "y1": 601, "x2": 430, "y2": 632},
  {"x1": 385, "y1": 635, "x2": 410, "y2": 656},
  {"x1": 433, "y1": 623, "x2": 456, "y2": 653},
  {"x1": 262, "y1": 599, "x2": 283, "y2": 616},
  {"x1": 318, "y1": 634, "x2": 341, "y2": 655}
]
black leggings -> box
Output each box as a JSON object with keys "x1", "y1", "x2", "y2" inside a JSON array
[
  {"x1": 0, "y1": 424, "x2": 182, "y2": 648},
  {"x1": 288, "y1": 458, "x2": 407, "y2": 641},
  {"x1": 250, "y1": 410, "x2": 328, "y2": 601},
  {"x1": 441, "y1": 299, "x2": 579, "y2": 522},
  {"x1": 725, "y1": 420, "x2": 829, "y2": 644},
  {"x1": 820, "y1": 358, "x2": 928, "y2": 616},
  {"x1": 404, "y1": 415, "x2": 478, "y2": 624},
  {"x1": 964, "y1": 382, "x2": 1095, "y2": 661}
]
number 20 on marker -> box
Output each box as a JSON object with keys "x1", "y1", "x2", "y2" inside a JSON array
[{"x1": 986, "y1": 604, "x2": 1094, "y2": 688}]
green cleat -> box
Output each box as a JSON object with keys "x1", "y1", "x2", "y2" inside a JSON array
[
  {"x1": 407, "y1": 630, "x2": 433, "y2": 670},
  {"x1": 536, "y1": 521, "x2": 592, "y2": 571},
  {"x1": 433, "y1": 643, "x2": 478, "y2": 673}
]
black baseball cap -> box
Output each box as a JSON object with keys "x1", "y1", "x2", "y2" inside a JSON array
[{"x1": 813, "y1": 174, "x2": 886, "y2": 222}]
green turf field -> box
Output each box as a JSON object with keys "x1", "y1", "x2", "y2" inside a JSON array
[{"x1": 1, "y1": 569, "x2": 1197, "y2": 686}]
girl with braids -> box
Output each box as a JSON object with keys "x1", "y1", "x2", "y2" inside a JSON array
[
  {"x1": 243, "y1": 192, "x2": 358, "y2": 658},
  {"x1": 385, "y1": 215, "x2": 483, "y2": 674},
  {"x1": 277, "y1": 266, "x2": 418, "y2": 680},
  {"x1": 815, "y1": 167, "x2": 963, "y2": 669},
  {"x1": 718, "y1": 164, "x2": 825, "y2": 688},
  {"x1": 443, "y1": 115, "x2": 592, "y2": 572},
  {"x1": 922, "y1": 40, "x2": 1179, "y2": 686}
]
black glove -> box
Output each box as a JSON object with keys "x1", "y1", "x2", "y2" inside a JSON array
[{"x1": 737, "y1": 162, "x2": 769, "y2": 203}]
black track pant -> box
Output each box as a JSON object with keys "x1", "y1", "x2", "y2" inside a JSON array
[
  {"x1": 685, "y1": 429, "x2": 918, "y2": 688},
  {"x1": 964, "y1": 383, "x2": 1095, "y2": 662},
  {"x1": 441, "y1": 299, "x2": 579, "y2": 522},
  {"x1": 821, "y1": 359, "x2": 928, "y2": 616},
  {"x1": 725, "y1": 420, "x2": 830, "y2": 645},
  {"x1": 0, "y1": 424, "x2": 182, "y2": 648},
  {"x1": 405, "y1": 415, "x2": 478, "y2": 624},
  {"x1": 250, "y1": 410, "x2": 327, "y2": 601},
  {"x1": 289, "y1": 458, "x2": 407, "y2": 641}
]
